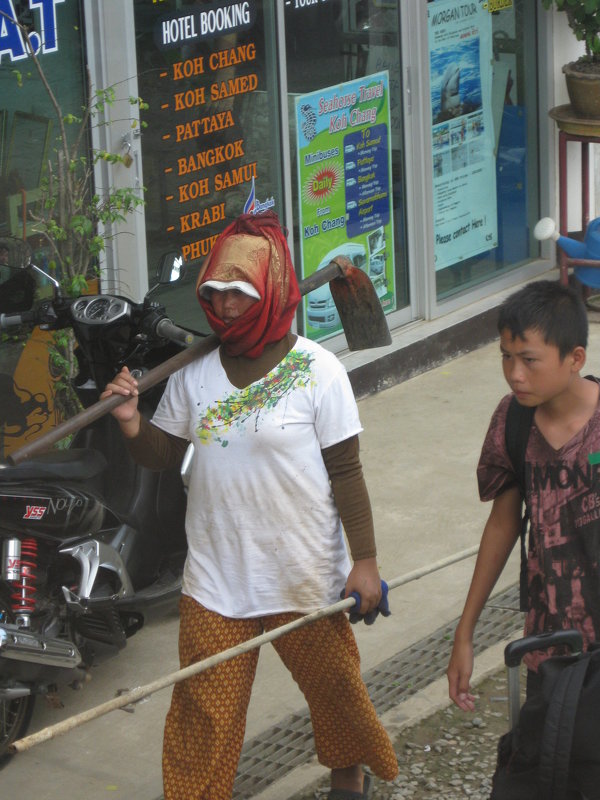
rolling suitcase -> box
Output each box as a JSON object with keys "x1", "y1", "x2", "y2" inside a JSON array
[{"x1": 490, "y1": 630, "x2": 600, "y2": 800}]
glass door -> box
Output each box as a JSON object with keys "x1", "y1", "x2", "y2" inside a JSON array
[
  {"x1": 427, "y1": 0, "x2": 541, "y2": 301},
  {"x1": 282, "y1": 0, "x2": 408, "y2": 344}
]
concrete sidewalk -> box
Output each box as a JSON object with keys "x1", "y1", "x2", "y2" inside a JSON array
[
  {"x1": 249, "y1": 303, "x2": 600, "y2": 798},
  {"x1": 5, "y1": 300, "x2": 600, "y2": 799}
]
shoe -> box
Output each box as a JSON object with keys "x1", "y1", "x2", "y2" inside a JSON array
[{"x1": 327, "y1": 772, "x2": 373, "y2": 799}]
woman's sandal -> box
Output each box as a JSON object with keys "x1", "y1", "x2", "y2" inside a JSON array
[{"x1": 327, "y1": 772, "x2": 373, "y2": 800}]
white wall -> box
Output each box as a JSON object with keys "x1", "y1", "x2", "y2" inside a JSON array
[
  {"x1": 548, "y1": 7, "x2": 596, "y2": 231},
  {"x1": 551, "y1": 10, "x2": 584, "y2": 106}
]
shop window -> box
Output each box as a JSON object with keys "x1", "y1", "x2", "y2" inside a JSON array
[
  {"x1": 284, "y1": 0, "x2": 408, "y2": 343},
  {"x1": 428, "y1": 0, "x2": 540, "y2": 299},
  {"x1": 0, "y1": 2, "x2": 86, "y2": 267},
  {"x1": 0, "y1": 1, "x2": 86, "y2": 459}
]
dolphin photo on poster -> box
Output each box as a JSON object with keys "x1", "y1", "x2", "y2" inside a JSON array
[{"x1": 431, "y1": 37, "x2": 482, "y2": 124}]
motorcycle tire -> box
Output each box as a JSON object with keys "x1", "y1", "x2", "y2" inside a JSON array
[
  {"x1": 0, "y1": 693, "x2": 35, "y2": 767},
  {"x1": 0, "y1": 587, "x2": 36, "y2": 766}
]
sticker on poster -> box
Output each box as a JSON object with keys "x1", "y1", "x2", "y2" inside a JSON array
[
  {"x1": 243, "y1": 177, "x2": 275, "y2": 215},
  {"x1": 486, "y1": 0, "x2": 513, "y2": 12}
]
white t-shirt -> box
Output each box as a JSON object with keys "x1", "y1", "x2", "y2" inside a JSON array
[{"x1": 151, "y1": 336, "x2": 362, "y2": 617}]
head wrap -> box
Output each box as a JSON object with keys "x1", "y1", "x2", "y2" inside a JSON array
[{"x1": 196, "y1": 211, "x2": 301, "y2": 358}]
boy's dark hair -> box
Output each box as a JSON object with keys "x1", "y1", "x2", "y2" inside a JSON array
[{"x1": 497, "y1": 280, "x2": 588, "y2": 358}]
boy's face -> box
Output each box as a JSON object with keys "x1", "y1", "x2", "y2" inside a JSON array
[{"x1": 499, "y1": 327, "x2": 584, "y2": 407}]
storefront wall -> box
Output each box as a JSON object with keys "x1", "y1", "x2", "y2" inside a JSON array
[
  {"x1": 0, "y1": 1, "x2": 554, "y2": 360},
  {"x1": 120, "y1": 0, "x2": 548, "y2": 350}
]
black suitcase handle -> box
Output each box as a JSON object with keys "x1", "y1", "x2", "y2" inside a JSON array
[{"x1": 504, "y1": 630, "x2": 584, "y2": 668}]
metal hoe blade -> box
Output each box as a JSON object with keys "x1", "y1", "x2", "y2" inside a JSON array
[{"x1": 328, "y1": 255, "x2": 392, "y2": 351}]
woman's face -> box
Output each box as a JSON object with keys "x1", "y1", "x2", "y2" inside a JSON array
[{"x1": 210, "y1": 288, "x2": 257, "y2": 325}]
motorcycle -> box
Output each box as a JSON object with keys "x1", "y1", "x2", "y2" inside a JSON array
[{"x1": 0, "y1": 254, "x2": 196, "y2": 760}]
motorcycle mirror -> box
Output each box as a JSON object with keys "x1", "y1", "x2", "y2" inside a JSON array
[
  {"x1": 156, "y1": 251, "x2": 185, "y2": 284},
  {"x1": 28, "y1": 262, "x2": 61, "y2": 291}
]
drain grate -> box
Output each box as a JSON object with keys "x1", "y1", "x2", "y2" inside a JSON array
[{"x1": 232, "y1": 584, "x2": 522, "y2": 799}]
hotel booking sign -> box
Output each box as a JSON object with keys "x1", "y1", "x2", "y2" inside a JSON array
[{"x1": 151, "y1": 1, "x2": 263, "y2": 263}]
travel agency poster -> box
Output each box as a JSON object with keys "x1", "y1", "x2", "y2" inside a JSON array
[
  {"x1": 296, "y1": 70, "x2": 395, "y2": 342},
  {"x1": 428, "y1": 0, "x2": 497, "y2": 271}
]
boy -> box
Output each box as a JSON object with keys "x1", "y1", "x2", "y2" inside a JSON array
[{"x1": 447, "y1": 280, "x2": 600, "y2": 709}]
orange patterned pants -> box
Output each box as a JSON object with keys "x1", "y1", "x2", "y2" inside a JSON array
[{"x1": 162, "y1": 595, "x2": 398, "y2": 800}]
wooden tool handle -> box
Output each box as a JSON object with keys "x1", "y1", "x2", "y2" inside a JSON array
[
  {"x1": 7, "y1": 259, "x2": 355, "y2": 466},
  {"x1": 8, "y1": 336, "x2": 219, "y2": 465}
]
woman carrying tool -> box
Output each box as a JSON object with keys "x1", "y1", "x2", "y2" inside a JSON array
[{"x1": 101, "y1": 211, "x2": 398, "y2": 800}]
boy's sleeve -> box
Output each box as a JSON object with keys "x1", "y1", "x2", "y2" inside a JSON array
[{"x1": 477, "y1": 394, "x2": 519, "y2": 502}]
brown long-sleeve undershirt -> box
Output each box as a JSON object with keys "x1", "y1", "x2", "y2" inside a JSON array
[{"x1": 125, "y1": 338, "x2": 376, "y2": 562}]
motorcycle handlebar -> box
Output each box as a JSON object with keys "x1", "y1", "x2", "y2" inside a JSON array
[
  {"x1": 154, "y1": 318, "x2": 194, "y2": 346},
  {"x1": 0, "y1": 310, "x2": 36, "y2": 328}
]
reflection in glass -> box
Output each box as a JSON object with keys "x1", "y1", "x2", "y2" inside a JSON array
[{"x1": 431, "y1": 0, "x2": 540, "y2": 300}]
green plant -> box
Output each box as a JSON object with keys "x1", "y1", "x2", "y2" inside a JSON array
[
  {"x1": 542, "y1": 0, "x2": 600, "y2": 62},
  {"x1": 1, "y1": 10, "x2": 147, "y2": 422},
  {"x1": 47, "y1": 327, "x2": 81, "y2": 437},
  {"x1": 31, "y1": 80, "x2": 148, "y2": 292},
  {"x1": 6, "y1": 18, "x2": 147, "y2": 292}
]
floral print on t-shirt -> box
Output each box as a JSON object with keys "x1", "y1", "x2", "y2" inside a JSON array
[{"x1": 195, "y1": 350, "x2": 315, "y2": 446}]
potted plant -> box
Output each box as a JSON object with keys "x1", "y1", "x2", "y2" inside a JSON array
[{"x1": 542, "y1": 0, "x2": 600, "y2": 118}]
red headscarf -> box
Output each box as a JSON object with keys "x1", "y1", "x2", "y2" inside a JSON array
[{"x1": 196, "y1": 211, "x2": 301, "y2": 358}]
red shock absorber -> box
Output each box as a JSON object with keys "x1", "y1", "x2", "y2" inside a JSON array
[{"x1": 11, "y1": 537, "x2": 38, "y2": 615}]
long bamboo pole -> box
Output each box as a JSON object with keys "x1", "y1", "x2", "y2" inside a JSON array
[{"x1": 10, "y1": 545, "x2": 479, "y2": 754}]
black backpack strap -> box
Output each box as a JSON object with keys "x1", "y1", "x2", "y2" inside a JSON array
[
  {"x1": 538, "y1": 651, "x2": 599, "y2": 800},
  {"x1": 505, "y1": 396, "x2": 535, "y2": 612}
]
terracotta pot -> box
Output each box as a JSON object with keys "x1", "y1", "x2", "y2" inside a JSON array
[{"x1": 563, "y1": 61, "x2": 600, "y2": 119}]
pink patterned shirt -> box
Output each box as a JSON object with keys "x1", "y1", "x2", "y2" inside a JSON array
[{"x1": 477, "y1": 390, "x2": 600, "y2": 670}]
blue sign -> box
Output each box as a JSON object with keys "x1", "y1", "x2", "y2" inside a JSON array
[
  {"x1": 343, "y1": 123, "x2": 390, "y2": 239},
  {"x1": 0, "y1": 0, "x2": 64, "y2": 63}
]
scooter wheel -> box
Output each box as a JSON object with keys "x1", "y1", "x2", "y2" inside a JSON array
[
  {"x1": 0, "y1": 693, "x2": 35, "y2": 767},
  {"x1": 0, "y1": 588, "x2": 36, "y2": 765}
]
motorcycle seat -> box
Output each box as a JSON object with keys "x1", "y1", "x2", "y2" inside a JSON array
[{"x1": 0, "y1": 449, "x2": 107, "y2": 482}]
